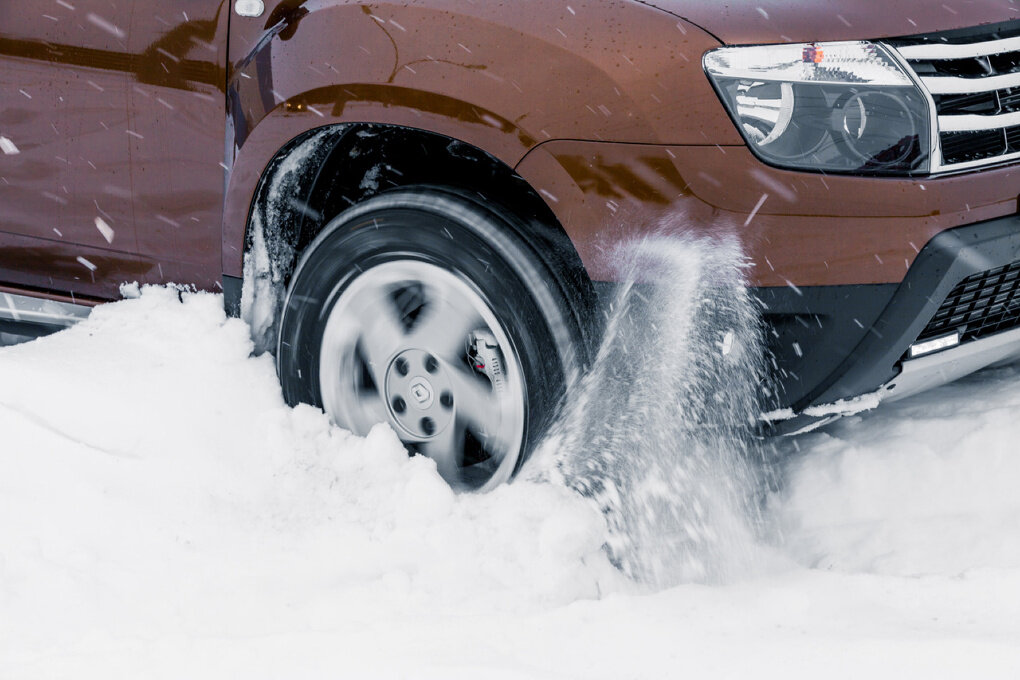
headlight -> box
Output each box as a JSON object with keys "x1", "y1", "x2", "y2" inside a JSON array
[{"x1": 704, "y1": 42, "x2": 930, "y2": 175}]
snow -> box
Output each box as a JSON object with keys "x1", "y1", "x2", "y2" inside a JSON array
[
  {"x1": 776, "y1": 371, "x2": 1020, "y2": 576},
  {"x1": 94, "y1": 216, "x2": 115, "y2": 244},
  {"x1": 802, "y1": 388, "x2": 884, "y2": 417},
  {"x1": 85, "y1": 13, "x2": 126, "y2": 40},
  {"x1": 2, "y1": 286, "x2": 1020, "y2": 678},
  {"x1": 75, "y1": 255, "x2": 97, "y2": 272},
  {"x1": 0, "y1": 135, "x2": 20, "y2": 155},
  {"x1": 543, "y1": 235, "x2": 769, "y2": 588}
]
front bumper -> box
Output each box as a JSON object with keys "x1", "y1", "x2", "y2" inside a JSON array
[{"x1": 768, "y1": 212, "x2": 1020, "y2": 433}]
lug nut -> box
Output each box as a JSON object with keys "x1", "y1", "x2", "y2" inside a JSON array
[
  {"x1": 440, "y1": 391, "x2": 453, "y2": 409},
  {"x1": 421, "y1": 417, "x2": 436, "y2": 436},
  {"x1": 392, "y1": 396, "x2": 406, "y2": 414},
  {"x1": 424, "y1": 354, "x2": 439, "y2": 373},
  {"x1": 394, "y1": 357, "x2": 409, "y2": 376}
]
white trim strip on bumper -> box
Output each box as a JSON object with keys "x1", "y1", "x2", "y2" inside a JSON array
[{"x1": 883, "y1": 324, "x2": 1020, "y2": 403}]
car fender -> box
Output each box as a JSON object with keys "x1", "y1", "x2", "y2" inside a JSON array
[{"x1": 221, "y1": 0, "x2": 736, "y2": 276}]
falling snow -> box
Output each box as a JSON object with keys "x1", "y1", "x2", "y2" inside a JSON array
[
  {"x1": 0, "y1": 136, "x2": 19, "y2": 155},
  {"x1": 94, "y1": 216, "x2": 115, "y2": 244},
  {"x1": 85, "y1": 13, "x2": 126, "y2": 39},
  {"x1": 75, "y1": 256, "x2": 97, "y2": 272}
]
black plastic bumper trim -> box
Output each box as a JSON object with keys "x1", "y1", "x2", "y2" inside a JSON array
[
  {"x1": 753, "y1": 283, "x2": 898, "y2": 409},
  {"x1": 796, "y1": 212, "x2": 1020, "y2": 412}
]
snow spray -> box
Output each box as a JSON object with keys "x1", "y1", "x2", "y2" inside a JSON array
[{"x1": 540, "y1": 229, "x2": 770, "y2": 588}]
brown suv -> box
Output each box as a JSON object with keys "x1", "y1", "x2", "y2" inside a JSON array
[{"x1": 3, "y1": 2, "x2": 1020, "y2": 488}]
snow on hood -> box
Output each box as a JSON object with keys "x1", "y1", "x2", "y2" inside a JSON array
[{"x1": 649, "y1": 0, "x2": 1019, "y2": 45}]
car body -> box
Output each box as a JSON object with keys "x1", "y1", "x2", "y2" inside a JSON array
[{"x1": 3, "y1": 1, "x2": 1020, "y2": 481}]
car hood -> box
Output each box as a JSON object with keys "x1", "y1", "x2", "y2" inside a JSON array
[{"x1": 647, "y1": 0, "x2": 1019, "y2": 45}]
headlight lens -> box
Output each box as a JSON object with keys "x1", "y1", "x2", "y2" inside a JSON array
[{"x1": 704, "y1": 41, "x2": 930, "y2": 175}]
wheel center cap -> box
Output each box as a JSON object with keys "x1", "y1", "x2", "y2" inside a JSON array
[
  {"x1": 384, "y1": 349, "x2": 454, "y2": 439},
  {"x1": 408, "y1": 376, "x2": 434, "y2": 409}
]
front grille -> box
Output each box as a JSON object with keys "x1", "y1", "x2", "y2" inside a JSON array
[
  {"x1": 916, "y1": 261, "x2": 1020, "y2": 345},
  {"x1": 889, "y1": 20, "x2": 1020, "y2": 172},
  {"x1": 939, "y1": 128, "x2": 1008, "y2": 164}
]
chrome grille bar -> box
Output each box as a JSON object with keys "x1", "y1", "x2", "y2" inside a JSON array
[
  {"x1": 896, "y1": 34, "x2": 1020, "y2": 60},
  {"x1": 888, "y1": 22, "x2": 1020, "y2": 172},
  {"x1": 921, "y1": 71, "x2": 1020, "y2": 95},
  {"x1": 939, "y1": 110, "x2": 1020, "y2": 132}
]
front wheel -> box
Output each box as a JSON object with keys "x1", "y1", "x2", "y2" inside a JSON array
[{"x1": 277, "y1": 189, "x2": 581, "y2": 491}]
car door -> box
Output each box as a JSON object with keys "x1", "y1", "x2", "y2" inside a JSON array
[
  {"x1": 0, "y1": 2, "x2": 227, "y2": 300},
  {"x1": 124, "y1": 4, "x2": 229, "y2": 292}
]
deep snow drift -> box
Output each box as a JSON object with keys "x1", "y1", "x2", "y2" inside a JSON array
[{"x1": 2, "y1": 286, "x2": 1020, "y2": 679}]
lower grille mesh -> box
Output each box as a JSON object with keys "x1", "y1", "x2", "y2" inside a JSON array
[
  {"x1": 940, "y1": 129, "x2": 1007, "y2": 165},
  {"x1": 917, "y1": 261, "x2": 1020, "y2": 344}
]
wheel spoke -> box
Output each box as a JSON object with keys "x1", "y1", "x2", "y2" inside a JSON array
[
  {"x1": 419, "y1": 424, "x2": 465, "y2": 482},
  {"x1": 447, "y1": 364, "x2": 502, "y2": 439},
  {"x1": 359, "y1": 298, "x2": 407, "y2": 384},
  {"x1": 407, "y1": 282, "x2": 483, "y2": 361},
  {"x1": 471, "y1": 419, "x2": 517, "y2": 459},
  {"x1": 350, "y1": 392, "x2": 389, "y2": 431}
]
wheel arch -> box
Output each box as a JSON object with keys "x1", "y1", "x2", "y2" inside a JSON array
[{"x1": 235, "y1": 123, "x2": 600, "y2": 360}]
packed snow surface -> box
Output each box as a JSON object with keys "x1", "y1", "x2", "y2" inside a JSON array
[{"x1": 2, "y1": 286, "x2": 1020, "y2": 678}]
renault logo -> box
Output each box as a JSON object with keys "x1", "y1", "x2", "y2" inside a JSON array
[{"x1": 409, "y1": 377, "x2": 434, "y2": 409}]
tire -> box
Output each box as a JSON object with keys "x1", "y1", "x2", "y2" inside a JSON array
[{"x1": 277, "y1": 188, "x2": 582, "y2": 491}]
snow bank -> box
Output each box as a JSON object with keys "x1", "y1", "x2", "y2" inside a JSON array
[
  {"x1": 0, "y1": 287, "x2": 619, "y2": 678},
  {"x1": 2, "y1": 286, "x2": 1020, "y2": 678},
  {"x1": 773, "y1": 362, "x2": 1020, "y2": 577}
]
